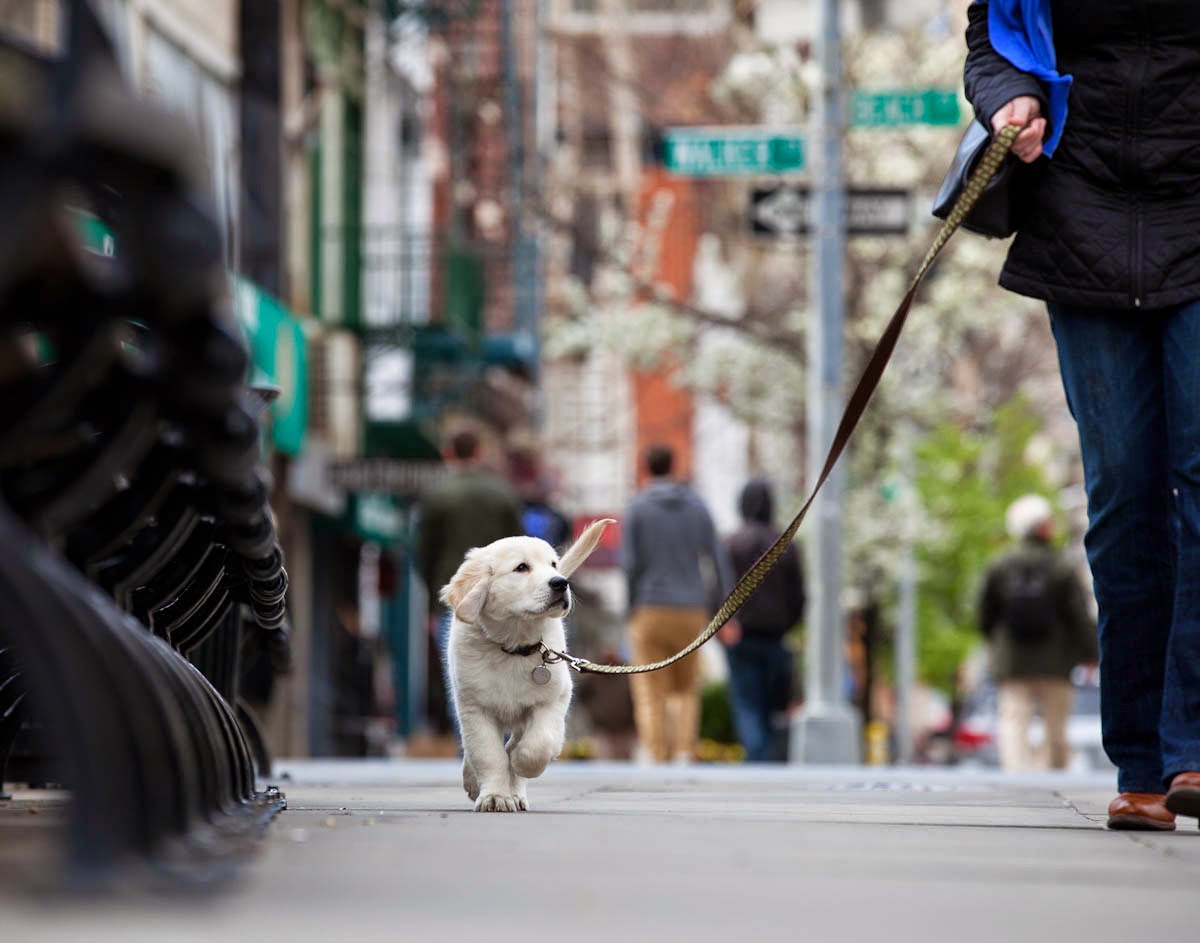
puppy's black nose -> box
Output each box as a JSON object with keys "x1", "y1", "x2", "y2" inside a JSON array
[{"x1": 549, "y1": 576, "x2": 569, "y2": 593}]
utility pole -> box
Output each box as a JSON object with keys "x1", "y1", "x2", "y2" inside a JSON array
[
  {"x1": 790, "y1": 0, "x2": 862, "y2": 765},
  {"x1": 895, "y1": 429, "x2": 917, "y2": 765},
  {"x1": 502, "y1": 0, "x2": 538, "y2": 369}
]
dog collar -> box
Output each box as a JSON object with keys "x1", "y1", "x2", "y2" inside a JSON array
[
  {"x1": 477, "y1": 626, "x2": 574, "y2": 683},
  {"x1": 500, "y1": 640, "x2": 543, "y2": 657},
  {"x1": 499, "y1": 638, "x2": 570, "y2": 684}
]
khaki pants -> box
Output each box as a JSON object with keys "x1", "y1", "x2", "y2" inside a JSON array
[
  {"x1": 997, "y1": 677, "x2": 1074, "y2": 772},
  {"x1": 628, "y1": 607, "x2": 707, "y2": 763}
]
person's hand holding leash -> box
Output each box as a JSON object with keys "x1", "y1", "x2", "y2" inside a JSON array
[
  {"x1": 717, "y1": 620, "x2": 742, "y2": 647},
  {"x1": 992, "y1": 95, "x2": 1045, "y2": 163}
]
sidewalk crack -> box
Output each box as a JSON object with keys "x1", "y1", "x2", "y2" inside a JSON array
[
  {"x1": 1056, "y1": 790, "x2": 1200, "y2": 864},
  {"x1": 1054, "y1": 790, "x2": 1103, "y2": 826}
]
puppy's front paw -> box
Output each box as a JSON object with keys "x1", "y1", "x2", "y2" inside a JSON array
[
  {"x1": 475, "y1": 792, "x2": 519, "y2": 812},
  {"x1": 514, "y1": 793, "x2": 529, "y2": 811},
  {"x1": 510, "y1": 743, "x2": 553, "y2": 780}
]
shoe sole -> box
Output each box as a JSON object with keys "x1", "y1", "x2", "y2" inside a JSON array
[
  {"x1": 1106, "y1": 814, "x2": 1176, "y2": 831},
  {"x1": 1164, "y1": 785, "x2": 1200, "y2": 818}
]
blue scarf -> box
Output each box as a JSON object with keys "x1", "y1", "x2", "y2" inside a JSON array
[{"x1": 985, "y1": 0, "x2": 1072, "y2": 156}]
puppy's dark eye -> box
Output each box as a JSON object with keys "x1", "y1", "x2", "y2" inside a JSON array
[{"x1": 514, "y1": 563, "x2": 530, "y2": 573}]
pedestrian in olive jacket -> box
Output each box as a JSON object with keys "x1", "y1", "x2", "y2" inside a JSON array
[
  {"x1": 417, "y1": 429, "x2": 523, "y2": 734},
  {"x1": 978, "y1": 495, "x2": 1096, "y2": 772}
]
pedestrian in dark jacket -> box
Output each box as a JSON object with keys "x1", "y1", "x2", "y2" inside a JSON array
[
  {"x1": 417, "y1": 428, "x2": 523, "y2": 734},
  {"x1": 722, "y1": 479, "x2": 805, "y2": 763},
  {"x1": 963, "y1": 0, "x2": 1200, "y2": 829},
  {"x1": 623, "y1": 443, "x2": 734, "y2": 763},
  {"x1": 978, "y1": 495, "x2": 1096, "y2": 772}
]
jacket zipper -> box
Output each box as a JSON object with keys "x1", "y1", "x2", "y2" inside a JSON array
[
  {"x1": 1128, "y1": 1, "x2": 1147, "y2": 308},
  {"x1": 1133, "y1": 200, "x2": 1143, "y2": 307}
]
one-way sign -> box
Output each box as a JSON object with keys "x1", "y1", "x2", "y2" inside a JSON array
[{"x1": 750, "y1": 186, "x2": 911, "y2": 237}]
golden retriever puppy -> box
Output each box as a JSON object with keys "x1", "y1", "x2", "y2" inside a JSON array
[{"x1": 440, "y1": 519, "x2": 614, "y2": 812}]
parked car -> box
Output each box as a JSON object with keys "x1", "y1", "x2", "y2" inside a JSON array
[{"x1": 953, "y1": 668, "x2": 1113, "y2": 773}]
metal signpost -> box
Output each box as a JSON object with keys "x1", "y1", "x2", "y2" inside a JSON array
[{"x1": 790, "y1": 0, "x2": 861, "y2": 766}]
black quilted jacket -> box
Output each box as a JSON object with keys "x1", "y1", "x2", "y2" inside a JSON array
[{"x1": 964, "y1": 0, "x2": 1200, "y2": 311}]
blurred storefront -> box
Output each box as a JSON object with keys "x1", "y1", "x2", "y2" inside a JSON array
[{"x1": 10, "y1": 0, "x2": 759, "y2": 758}]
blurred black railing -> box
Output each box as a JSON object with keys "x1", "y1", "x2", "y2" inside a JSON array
[{"x1": 0, "y1": 2, "x2": 286, "y2": 887}]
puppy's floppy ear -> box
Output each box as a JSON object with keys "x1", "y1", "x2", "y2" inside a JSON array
[
  {"x1": 439, "y1": 555, "x2": 492, "y2": 624},
  {"x1": 558, "y1": 518, "x2": 617, "y2": 578}
]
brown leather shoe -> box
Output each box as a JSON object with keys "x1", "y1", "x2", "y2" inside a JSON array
[
  {"x1": 1107, "y1": 792, "x2": 1176, "y2": 831},
  {"x1": 1165, "y1": 771, "x2": 1200, "y2": 819}
]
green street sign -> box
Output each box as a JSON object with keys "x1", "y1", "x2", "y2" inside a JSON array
[
  {"x1": 233, "y1": 276, "x2": 309, "y2": 456},
  {"x1": 662, "y1": 126, "x2": 805, "y2": 176},
  {"x1": 353, "y1": 493, "x2": 406, "y2": 544},
  {"x1": 851, "y1": 89, "x2": 961, "y2": 128}
]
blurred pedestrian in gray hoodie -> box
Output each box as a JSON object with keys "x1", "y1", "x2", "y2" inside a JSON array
[{"x1": 622, "y1": 444, "x2": 734, "y2": 763}]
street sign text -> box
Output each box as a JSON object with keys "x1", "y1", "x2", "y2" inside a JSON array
[
  {"x1": 851, "y1": 89, "x2": 961, "y2": 128},
  {"x1": 662, "y1": 126, "x2": 805, "y2": 176}
]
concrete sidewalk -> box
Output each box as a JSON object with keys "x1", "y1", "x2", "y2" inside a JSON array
[{"x1": 3, "y1": 760, "x2": 1198, "y2": 942}]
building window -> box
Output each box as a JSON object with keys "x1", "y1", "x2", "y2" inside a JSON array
[
  {"x1": 0, "y1": 0, "x2": 60, "y2": 53},
  {"x1": 141, "y1": 26, "x2": 240, "y2": 266},
  {"x1": 362, "y1": 228, "x2": 432, "y2": 329}
]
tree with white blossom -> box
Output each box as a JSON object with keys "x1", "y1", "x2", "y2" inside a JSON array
[{"x1": 541, "y1": 21, "x2": 1082, "y2": 696}]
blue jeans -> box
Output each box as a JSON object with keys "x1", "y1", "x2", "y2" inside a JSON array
[
  {"x1": 726, "y1": 636, "x2": 792, "y2": 763},
  {"x1": 1049, "y1": 300, "x2": 1200, "y2": 793}
]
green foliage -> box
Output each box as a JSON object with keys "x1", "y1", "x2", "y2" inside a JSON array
[
  {"x1": 699, "y1": 680, "x2": 738, "y2": 744},
  {"x1": 913, "y1": 396, "x2": 1056, "y2": 694}
]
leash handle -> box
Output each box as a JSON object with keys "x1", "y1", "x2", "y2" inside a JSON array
[{"x1": 557, "y1": 124, "x2": 1022, "y2": 676}]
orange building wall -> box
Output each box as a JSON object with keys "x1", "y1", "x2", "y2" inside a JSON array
[{"x1": 633, "y1": 167, "x2": 701, "y2": 487}]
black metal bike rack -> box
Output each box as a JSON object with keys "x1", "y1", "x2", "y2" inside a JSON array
[{"x1": 0, "y1": 2, "x2": 287, "y2": 886}]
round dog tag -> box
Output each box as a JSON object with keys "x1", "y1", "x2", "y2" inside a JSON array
[{"x1": 531, "y1": 664, "x2": 551, "y2": 685}]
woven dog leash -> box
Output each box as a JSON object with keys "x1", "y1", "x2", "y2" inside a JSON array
[{"x1": 544, "y1": 123, "x2": 1022, "y2": 677}]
